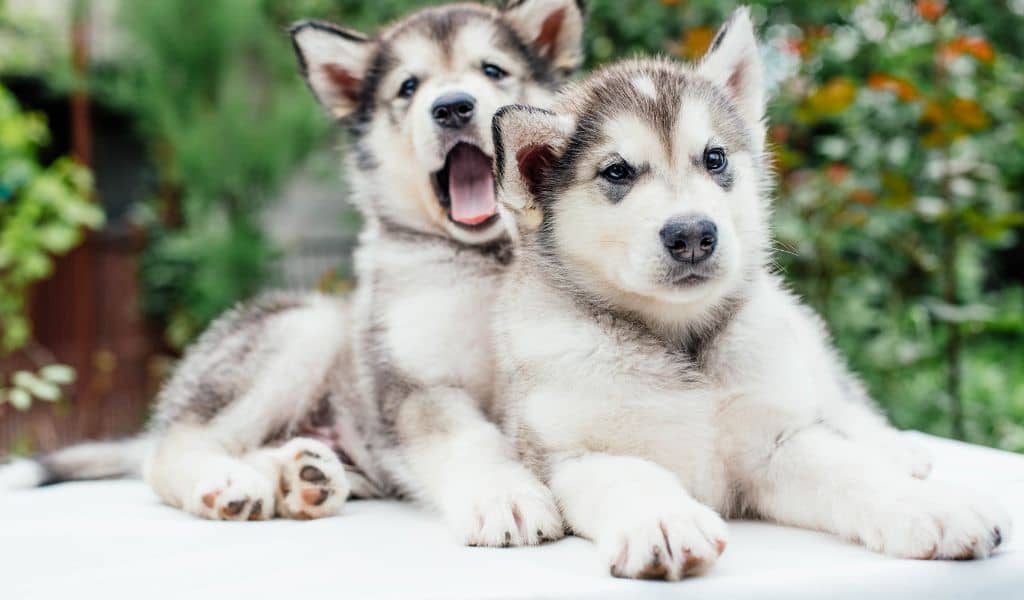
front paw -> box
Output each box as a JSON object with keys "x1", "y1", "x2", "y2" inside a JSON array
[
  {"x1": 601, "y1": 500, "x2": 728, "y2": 581},
  {"x1": 274, "y1": 438, "x2": 350, "y2": 520},
  {"x1": 186, "y1": 458, "x2": 275, "y2": 521},
  {"x1": 443, "y1": 466, "x2": 564, "y2": 547},
  {"x1": 854, "y1": 481, "x2": 1010, "y2": 559}
]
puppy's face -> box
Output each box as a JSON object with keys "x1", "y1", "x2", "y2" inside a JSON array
[
  {"x1": 292, "y1": 1, "x2": 584, "y2": 246},
  {"x1": 495, "y1": 8, "x2": 769, "y2": 320}
]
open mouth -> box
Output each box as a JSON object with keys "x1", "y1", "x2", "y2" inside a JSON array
[{"x1": 432, "y1": 142, "x2": 499, "y2": 230}]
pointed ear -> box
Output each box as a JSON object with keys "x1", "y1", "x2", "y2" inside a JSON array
[
  {"x1": 290, "y1": 20, "x2": 375, "y2": 120},
  {"x1": 492, "y1": 105, "x2": 574, "y2": 232},
  {"x1": 697, "y1": 7, "x2": 765, "y2": 148},
  {"x1": 503, "y1": 0, "x2": 586, "y2": 77}
]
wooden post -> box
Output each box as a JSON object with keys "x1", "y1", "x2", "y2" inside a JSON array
[{"x1": 68, "y1": 0, "x2": 101, "y2": 440}]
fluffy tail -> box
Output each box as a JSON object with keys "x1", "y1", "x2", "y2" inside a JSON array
[{"x1": 0, "y1": 435, "x2": 154, "y2": 491}]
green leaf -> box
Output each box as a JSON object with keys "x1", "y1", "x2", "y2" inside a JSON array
[
  {"x1": 40, "y1": 364, "x2": 76, "y2": 384},
  {"x1": 35, "y1": 224, "x2": 80, "y2": 253},
  {"x1": 11, "y1": 370, "x2": 35, "y2": 388},
  {"x1": 9, "y1": 388, "x2": 31, "y2": 411},
  {"x1": 27, "y1": 379, "x2": 61, "y2": 402}
]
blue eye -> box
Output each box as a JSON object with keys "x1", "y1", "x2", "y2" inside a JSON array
[
  {"x1": 600, "y1": 162, "x2": 634, "y2": 182},
  {"x1": 398, "y1": 77, "x2": 418, "y2": 98},
  {"x1": 704, "y1": 147, "x2": 727, "y2": 173},
  {"x1": 482, "y1": 63, "x2": 507, "y2": 80}
]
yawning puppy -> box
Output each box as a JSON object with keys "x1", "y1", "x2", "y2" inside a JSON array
[
  {"x1": 490, "y1": 7, "x2": 1010, "y2": 579},
  {"x1": 4, "y1": 0, "x2": 585, "y2": 547}
]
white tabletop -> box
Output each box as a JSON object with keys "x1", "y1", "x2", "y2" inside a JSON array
[{"x1": 2, "y1": 432, "x2": 1022, "y2": 600}]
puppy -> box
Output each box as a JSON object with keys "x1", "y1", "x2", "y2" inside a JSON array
[
  {"x1": 3, "y1": 0, "x2": 585, "y2": 547},
  {"x1": 490, "y1": 7, "x2": 1010, "y2": 579}
]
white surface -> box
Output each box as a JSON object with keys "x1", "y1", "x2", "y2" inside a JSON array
[{"x1": 2, "y1": 433, "x2": 1022, "y2": 600}]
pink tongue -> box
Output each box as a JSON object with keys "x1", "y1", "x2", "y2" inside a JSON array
[{"x1": 447, "y1": 144, "x2": 496, "y2": 226}]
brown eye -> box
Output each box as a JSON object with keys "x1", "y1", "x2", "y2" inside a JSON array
[{"x1": 704, "y1": 147, "x2": 727, "y2": 173}]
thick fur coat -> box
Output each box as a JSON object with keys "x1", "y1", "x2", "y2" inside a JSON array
[
  {"x1": 489, "y1": 8, "x2": 1011, "y2": 579},
  {"x1": 3, "y1": 0, "x2": 585, "y2": 547}
]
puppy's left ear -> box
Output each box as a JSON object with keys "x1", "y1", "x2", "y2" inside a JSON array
[
  {"x1": 503, "y1": 0, "x2": 586, "y2": 77},
  {"x1": 492, "y1": 105, "x2": 574, "y2": 232},
  {"x1": 697, "y1": 7, "x2": 765, "y2": 149}
]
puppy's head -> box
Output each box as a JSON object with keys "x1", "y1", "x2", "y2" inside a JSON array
[
  {"x1": 494, "y1": 8, "x2": 769, "y2": 323},
  {"x1": 292, "y1": 0, "x2": 585, "y2": 246}
]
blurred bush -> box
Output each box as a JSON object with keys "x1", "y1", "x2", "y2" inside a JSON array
[
  {"x1": 92, "y1": 1, "x2": 332, "y2": 348},
  {"x1": 763, "y1": 1, "x2": 1024, "y2": 449},
  {"x1": 588, "y1": 0, "x2": 1024, "y2": 450},
  {"x1": 0, "y1": 82, "x2": 98, "y2": 410}
]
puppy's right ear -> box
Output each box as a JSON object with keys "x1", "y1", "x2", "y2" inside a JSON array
[
  {"x1": 290, "y1": 21, "x2": 375, "y2": 120},
  {"x1": 492, "y1": 105, "x2": 574, "y2": 232},
  {"x1": 502, "y1": 0, "x2": 586, "y2": 78}
]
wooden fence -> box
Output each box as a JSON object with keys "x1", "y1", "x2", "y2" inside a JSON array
[{"x1": 0, "y1": 228, "x2": 164, "y2": 453}]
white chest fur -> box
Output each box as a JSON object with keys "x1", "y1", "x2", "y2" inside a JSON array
[
  {"x1": 385, "y1": 273, "x2": 498, "y2": 401},
  {"x1": 501, "y1": 278, "x2": 730, "y2": 508}
]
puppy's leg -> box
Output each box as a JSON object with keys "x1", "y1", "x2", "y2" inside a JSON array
[
  {"x1": 744, "y1": 426, "x2": 1010, "y2": 559},
  {"x1": 549, "y1": 453, "x2": 728, "y2": 580},
  {"x1": 243, "y1": 437, "x2": 350, "y2": 520},
  {"x1": 395, "y1": 387, "x2": 563, "y2": 546},
  {"x1": 145, "y1": 425, "x2": 275, "y2": 521},
  {"x1": 825, "y1": 381, "x2": 933, "y2": 479},
  {"x1": 146, "y1": 297, "x2": 354, "y2": 521},
  {"x1": 852, "y1": 425, "x2": 933, "y2": 480}
]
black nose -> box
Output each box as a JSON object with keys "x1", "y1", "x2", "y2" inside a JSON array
[
  {"x1": 431, "y1": 92, "x2": 476, "y2": 129},
  {"x1": 659, "y1": 218, "x2": 717, "y2": 263}
]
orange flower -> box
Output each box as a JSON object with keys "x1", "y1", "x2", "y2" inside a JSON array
[
  {"x1": 867, "y1": 73, "x2": 919, "y2": 102},
  {"x1": 786, "y1": 36, "x2": 817, "y2": 58},
  {"x1": 659, "y1": 0, "x2": 683, "y2": 5},
  {"x1": 825, "y1": 163, "x2": 850, "y2": 185},
  {"x1": 920, "y1": 100, "x2": 945, "y2": 124},
  {"x1": 949, "y1": 98, "x2": 989, "y2": 130},
  {"x1": 965, "y1": 37, "x2": 995, "y2": 63},
  {"x1": 849, "y1": 189, "x2": 877, "y2": 205},
  {"x1": 915, "y1": 0, "x2": 946, "y2": 21},
  {"x1": 942, "y1": 36, "x2": 995, "y2": 64},
  {"x1": 805, "y1": 77, "x2": 857, "y2": 116},
  {"x1": 679, "y1": 27, "x2": 714, "y2": 59}
]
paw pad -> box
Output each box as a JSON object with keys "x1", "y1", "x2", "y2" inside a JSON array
[{"x1": 275, "y1": 438, "x2": 350, "y2": 520}]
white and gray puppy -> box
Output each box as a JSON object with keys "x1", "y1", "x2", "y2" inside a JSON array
[
  {"x1": 1, "y1": 0, "x2": 584, "y2": 546},
  {"x1": 490, "y1": 7, "x2": 1011, "y2": 579}
]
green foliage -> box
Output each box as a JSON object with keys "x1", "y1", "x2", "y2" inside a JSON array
[
  {"x1": 0, "y1": 365, "x2": 75, "y2": 412},
  {"x1": 94, "y1": 0, "x2": 331, "y2": 348},
  {"x1": 0, "y1": 85, "x2": 100, "y2": 353},
  {"x1": 764, "y1": 1, "x2": 1024, "y2": 450},
  {"x1": 0, "y1": 83, "x2": 96, "y2": 410},
  {"x1": 0, "y1": 0, "x2": 68, "y2": 74},
  {"x1": 141, "y1": 221, "x2": 275, "y2": 349}
]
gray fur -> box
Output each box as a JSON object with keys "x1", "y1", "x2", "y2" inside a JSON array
[
  {"x1": 488, "y1": 10, "x2": 1008, "y2": 575},
  {"x1": 3, "y1": 1, "x2": 584, "y2": 541}
]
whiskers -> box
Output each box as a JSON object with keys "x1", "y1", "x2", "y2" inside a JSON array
[
  {"x1": 771, "y1": 240, "x2": 798, "y2": 258},
  {"x1": 766, "y1": 239, "x2": 798, "y2": 274}
]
